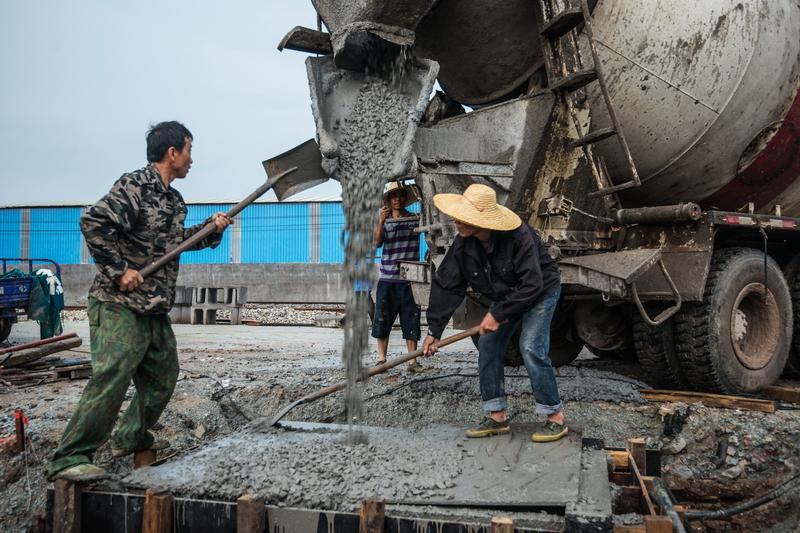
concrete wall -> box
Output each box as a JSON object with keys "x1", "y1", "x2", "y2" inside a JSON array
[{"x1": 60, "y1": 264, "x2": 349, "y2": 306}]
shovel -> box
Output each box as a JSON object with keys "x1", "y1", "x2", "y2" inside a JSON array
[
  {"x1": 267, "y1": 325, "x2": 481, "y2": 427},
  {"x1": 138, "y1": 167, "x2": 298, "y2": 279}
]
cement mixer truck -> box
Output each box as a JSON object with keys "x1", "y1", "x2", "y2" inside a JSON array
[{"x1": 271, "y1": 0, "x2": 800, "y2": 395}]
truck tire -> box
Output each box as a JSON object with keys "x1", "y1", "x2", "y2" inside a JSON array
[
  {"x1": 0, "y1": 318, "x2": 11, "y2": 343},
  {"x1": 789, "y1": 272, "x2": 800, "y2": 377},
  {"x1": 782, "y1": 256, "x2": 800, "y2": 377},
  {"x1": 548, "y1": 302, "x2": 583, "y2": 367},
  {"x1": 587, "y1": 345, "x2": 636, "y2": 361},
  {"x1": 471, "y1": 332, "x2": 524, "y2": 367},
  {"x1": 549, "y1": 334, "x2": 584, "y2": 367},
  {"x1": 674, "y1": 247, "x2": 792, "y2": 393},
  {"x1": 632, "y1": 307, "x2": 691, "y2": 389}
]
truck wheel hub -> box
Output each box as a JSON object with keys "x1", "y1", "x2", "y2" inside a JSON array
[{"x1": 730, "y1": 283, "x2": 779, "y2": 370}]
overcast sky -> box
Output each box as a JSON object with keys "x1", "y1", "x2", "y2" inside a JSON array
[{"x1": 0, "y1": 0, "x2": 343, "y2": 205}]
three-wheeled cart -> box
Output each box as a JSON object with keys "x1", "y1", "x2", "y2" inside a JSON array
[{"x1": 0, "y1": 258, "x2": 61, "y2": 342}]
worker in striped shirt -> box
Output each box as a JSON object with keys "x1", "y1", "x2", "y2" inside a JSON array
[{"x1": 372, "y1": 182, "x2": 424, "y2": 372}]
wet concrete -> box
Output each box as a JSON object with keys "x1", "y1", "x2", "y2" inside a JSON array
[
  {"x1": 6, "y1": 320, "x2": 800, "y2": 531},
  {"x1": 123, "y1": 420, "x2": 584, "y2": 514},
  {"x1": 335, "y1": 74, "x2": 414, "y2": 438},
  {"x1": 306, "y1": 52, "x2": 436, "y2": 440},
  {"x1": 126, "y1": 423, "x2": 458, "y2": 510}
]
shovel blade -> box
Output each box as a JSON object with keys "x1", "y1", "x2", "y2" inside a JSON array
[
  {"x1": 263, "y1": 139, "x2": 329, "y2": 201},
  {"x1": 265, "y1": 398, "x2": 305, "y2": 428}
]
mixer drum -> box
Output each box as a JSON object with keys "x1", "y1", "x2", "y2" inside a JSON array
[
  {"x1": 413, "y1": 0, "x2": 800, "y2": 213},
  {"x1": 584, "y1": 0, "x2": 800, "y2": 212},
  {"x1": 415, "y1": 0, "x2": 543, "y2": 106}
]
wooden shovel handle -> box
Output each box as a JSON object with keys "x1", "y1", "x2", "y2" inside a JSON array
[{"x1": 139, "y1": 167, "x2": 297, "y2": 278}]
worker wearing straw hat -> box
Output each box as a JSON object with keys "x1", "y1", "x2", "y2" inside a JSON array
[
  {"x1": 422, "y1": 184, "x2": 567, "y2": 442},
  {"x1": 372, "y1": 181, "x2": 424, "y2": 372}
]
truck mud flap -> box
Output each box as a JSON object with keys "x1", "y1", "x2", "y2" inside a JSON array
[{"x1": 559, "y1": 249, "x2": 681, "y2": 326}]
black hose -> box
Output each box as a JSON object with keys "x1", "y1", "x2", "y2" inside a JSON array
[
  {"x1": 685, "y1": 471, "x2": 800, "y2": 521},
  {"x1": 650, "y1": 477, "x2": 687, "y2": 533}
]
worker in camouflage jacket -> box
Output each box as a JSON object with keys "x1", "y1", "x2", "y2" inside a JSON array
[{"x1": 47, "y1": 121, "x2": 232, "y2": 481}]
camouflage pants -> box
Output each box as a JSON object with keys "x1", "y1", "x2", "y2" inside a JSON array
[{"x1": 47, "y1": 298, "x2": 178, "y2": 477}]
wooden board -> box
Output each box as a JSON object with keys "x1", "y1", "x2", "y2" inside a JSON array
[
  {"x1": 640, "y1": 389, "x2": 775, "y2": 413},
  {"x1": 763, "y1": 385, "x2": 800, "y2": 404},
  {"x1": 3, "y1": 363, "x2": 92, "y2": 384},
  {"x1": 2, "y1": 337, "x2": 83, "y2": 368}
]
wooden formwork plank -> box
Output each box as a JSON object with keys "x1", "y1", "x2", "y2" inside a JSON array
[
  {"x1": 610, "y1": 471, "x2": 634, "y2": 486},
  {"x1": 643, "y1": 515, "x2": 673, "y2": 532},
  {"x1": 626, "y1": 449, "x2": 656, "y2": 517},
  {"x1": 640, "y1": 389, "x2": 775, "y2": 413},
  {"x1": 615, "y1": 486, "x2": 645, "y2": 515},
  {"x1": 608, "y1": 450, "x2": 630, "y2": 470}
]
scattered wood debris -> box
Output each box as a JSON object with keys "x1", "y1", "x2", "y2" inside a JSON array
[
  {"x1": 639, "y1": 389, "x2": 775, "y2": 413},
  {"x1": 762, "y1": 384, "x2": 800, "y2": 405},
  {"x1": 0, "y1": 333, "x2": 90, "y2": 387}
]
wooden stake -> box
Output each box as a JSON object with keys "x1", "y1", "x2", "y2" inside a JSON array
[
  {"x1": 134, "y1": 450, "x2": 158, "y2": 469},
  {"x1": 626, "y1": 447, "x2": 655, "y2": 517},
  {"x1": 142, "y1": 489, "x2": 173, "y2": 533},
  {"x1": 237, "y1": 494, "x2": 266, "y2": 533},
  {"x1": 359, "y1": 499, "x2": 385, "y2": 533},
  {"x1": 14, "y1": 409, "x2": 25, "y2": 453},
  {"x1": 53, "y1": 479, "x2": 81, "y2": 533},
  {"x1": 490, "y1": 516, "x2": 515, "y2": 532},
  {"x1": 627, "y1": 438, "x2": 647, "y2": 477}
]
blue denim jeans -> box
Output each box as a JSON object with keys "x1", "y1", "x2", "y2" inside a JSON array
[{"x1": 477, "y1": 285, "x2": 563, "y2": 415}]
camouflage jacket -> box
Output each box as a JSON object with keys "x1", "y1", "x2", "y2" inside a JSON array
[{"x1": 81, "y1": 164, "x2": 222, "y2": 314}]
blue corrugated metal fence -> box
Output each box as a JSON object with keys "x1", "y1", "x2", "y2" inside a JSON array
[
  {"x1": 0, "y1": 208, "x2": 21, "y2": 258},
  {"x1": 0, "y1": 202, "x2": 427, "y2": 266}
]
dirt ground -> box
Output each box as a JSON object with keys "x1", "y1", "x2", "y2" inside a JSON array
[{"x1": 1, "y1": 310, "x2": 799, "y2": 532}]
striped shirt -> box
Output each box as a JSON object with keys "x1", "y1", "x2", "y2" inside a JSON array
[{"x1": 379, "y1": 210, "x2": 420, "y2": 282}]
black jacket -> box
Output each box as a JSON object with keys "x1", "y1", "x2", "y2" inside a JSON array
[{"x1": 426, "y1": 224, "x2": 560, "y2": 339}]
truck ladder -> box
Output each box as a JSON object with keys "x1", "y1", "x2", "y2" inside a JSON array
[{"x1": 534, "y1": 0, "x2": 640, "y2": 199}]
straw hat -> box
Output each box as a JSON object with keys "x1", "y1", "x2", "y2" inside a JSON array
[
  {"x1": 433, "y1": 184, "x2": 521, "y2": 231},
  {"x1": 383, "y1": 181, "x2": 415, "y2": 208}
]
